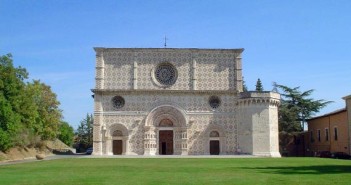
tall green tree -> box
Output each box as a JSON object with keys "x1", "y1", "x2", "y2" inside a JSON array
[
  {"x1": 275, "y1": 84, "x2": 332, "y2": 132},
  {"x1": 0, "y1": 53, "x2": 65, "y2": 151},
  {"x1": 27, "y1": 80, "x2": 62, "y2": 140},
  {"x1": 0, "y1": 54, "x2": 27, "y2": 150},
  {"x1": 255, "y1": 78, "x2": 263, "y2": 92},
  {"x1": 58, "y1": 121, "x2": 74, "y2": 146},
  {"x1": 76, "y1": 114, "x2": 93, "y2": 150}
]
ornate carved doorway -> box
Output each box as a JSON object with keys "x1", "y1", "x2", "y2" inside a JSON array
[
  {"x1": 113, "y1": 140, "x2": 123, "y2": 155},
  {"x1": 159, "y1": 130, "x2": 173, "y2": 155}
]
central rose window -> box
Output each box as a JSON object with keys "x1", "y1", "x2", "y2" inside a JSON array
[{"x1": 154, "y1": 63, "x2": 177, "y2": 86}]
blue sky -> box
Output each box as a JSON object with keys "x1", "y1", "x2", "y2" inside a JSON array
[{"x1": 1, "y1": 1, "x2": 350, "y2": 129}]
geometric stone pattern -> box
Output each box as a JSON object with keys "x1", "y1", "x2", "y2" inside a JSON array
[
  {"x1": 100, "y1": 49, "x2": 240, "y2": 91},
  {"x1": 92, "y1": 48, "x2": 281, "y2": 157},
  {"x1": 101, "y1": 94, "x2": 237, "y2": 112}
]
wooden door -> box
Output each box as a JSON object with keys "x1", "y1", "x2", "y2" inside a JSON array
[
  {"x1": 113, "y1": 140, "x2": 123, "y2": 155},
  {"x1": 210, "y1": 140, "x2": 220, "y2": 155},
  {"x1": 159, "y1": 131, "x2": 173, "y2": 155}
]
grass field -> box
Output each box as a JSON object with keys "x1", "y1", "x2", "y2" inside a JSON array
[{"x1": 0, "y1": 157, "x2": 350, "y2": 185}]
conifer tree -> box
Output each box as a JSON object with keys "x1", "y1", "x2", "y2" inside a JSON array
[
  {"x1": 75, "y1": 114, "x2": 94, "y2": 150},
  {"x1": 255, "y1": 78, "x2": 263, "y2": 92},
  {"x1": 274, "y1": 84, "x2": 332, "y2": 131}
]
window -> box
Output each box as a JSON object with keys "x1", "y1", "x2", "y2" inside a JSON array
[
  {"x1": 209, "y1": 96, "x2": 221, "y2": 109},
  {"x1": 310, "y1": 131, "x2": 314, "y2": 143},
  {"x1": 317, "y1": 130, "x2": 321, "y2": 142},
  {"x1": 155, "y1": 62, "x2": 178, "y2": 86},
  {"x1": 325, "y1": 129, "x2": 329, "y2": 141},
  {"x1": 112, "y1": 96, "x2": 125, "y2": 109},
  {"x1": 334, "y1": 127, "x2": 338, "y2": 141}
]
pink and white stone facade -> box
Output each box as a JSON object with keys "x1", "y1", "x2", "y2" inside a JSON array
[{"x1": 92, "y1": 48, "x2": 281, "y2": 157}]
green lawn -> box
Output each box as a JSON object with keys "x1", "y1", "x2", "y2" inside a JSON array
[{"x1": 0, "y1": 157, "x2": 350, "y2": 185}]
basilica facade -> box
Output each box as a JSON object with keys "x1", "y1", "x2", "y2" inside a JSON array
[{"x1": 92, "y1": 48, "x2": 281, "y2": 157}]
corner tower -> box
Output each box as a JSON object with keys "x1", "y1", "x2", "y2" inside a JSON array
[{"x1": 237, "y1": 92, "x2": 281, "y2": 157}]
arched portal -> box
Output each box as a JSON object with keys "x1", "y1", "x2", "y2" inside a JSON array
[
  {"x1": 205, "y1": 126, "x2": 225, "y2": 155},
  {"x1": 108, "y1": 124, "x2": 128, "y2": 155},
  {"x1": 144, "y1": 105, "x2": 187, "y2": 155}
]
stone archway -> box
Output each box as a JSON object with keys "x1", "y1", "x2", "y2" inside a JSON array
[
  {"x1": 107, "y1": 123, "x2": 128, "y2": 155},
  {"x1": 205, "y1": 126, "x2": 226, "y2": 155},
  {"x1": 144, "y1": 105, "x2": 187, "y2": 155}
]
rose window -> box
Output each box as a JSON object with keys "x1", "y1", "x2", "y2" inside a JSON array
[
  {"x1": 155, "y1": 63, "x2": 177, "y2": 86},
  {"x1": 209, "y1": 96, "x2": 221, "y2": 109},
  {"x1": 112, "y1": 96, "x2": 125, "y2": 109}
]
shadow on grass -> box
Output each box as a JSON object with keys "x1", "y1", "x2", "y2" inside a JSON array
[{"x1": 241, "y1": 165, "x2": 351, "y2": 175}]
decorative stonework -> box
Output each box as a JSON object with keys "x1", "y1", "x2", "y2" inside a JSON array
[
  {"x1": 92, "y1": 48, "x2": 281, "y2": 157},
  {"x1": 112, "y1": 96, "x2": 125, "y2": 109},
  {"x1": 236, "y1": 92, "x2": 280, "y2": 107},
  {"x1": 209, "y1": 96, "x2": 221, "y2": 109},
  {"x1": 154, "y1": 62, "x2": 178, "y2": 86}
]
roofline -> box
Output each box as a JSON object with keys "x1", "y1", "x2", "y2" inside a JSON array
[
  {"x1": 91, "y1": 89, "x2": 240, "y2": 94},
  {"x1": 93, "y1": 47, "x2": 244, "y2": 53},
  {"x1": 307, "y1": 108, "x2": 347, "y2": 121}
]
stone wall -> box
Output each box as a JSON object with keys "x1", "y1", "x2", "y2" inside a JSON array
[
  {"x1": 237, "y1": 92, "x2": 281, "y2": 157},
  {"x1": 93, "y1": 48, "x2": 243, "y2": 91},
  {"x1": 343, "y1": 95, "x2": 351, "y2": 154},
  {"x1": 94, "y1": 92, "x2": 238, "y2": 155},
  {"x1": 92, "y1": 48, "x2": 280, "y2": 157}
]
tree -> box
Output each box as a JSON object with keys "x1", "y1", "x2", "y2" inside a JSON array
[
  {"x1": 275, "y1": 84, "x2": 332, "y2": 132},
  {"x1": 27, "y1": 80, "x2": 62, "y2": 140},
  {"x1": 58, "y1": 121, "x2": 74, "y2": 146},
  {"x1": 0, "y1": 54, "x2": 27, "y2": 150},
  {"x1": 255, "y1": 78, "x2": 263, "y2": 92},
  {"x1": 0, "y1": 53, "x2": 64, "y2": 151},
  {"x1": 75, "y1": 114, "x2": 93, "y2": 151}
]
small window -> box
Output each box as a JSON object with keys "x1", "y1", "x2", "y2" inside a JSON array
[
  {"x1": 334, "y1": 127, "x2": 338, "y2": 141},
  {"x1": 325, "y1": 129, "x2": 329, "y2": 141},
  {"x1": 310, "y1": 131, "x2": 314, "y2": 143},
  {"x1": 318, "y1": 130, "x2": 321, "y2": 142}
]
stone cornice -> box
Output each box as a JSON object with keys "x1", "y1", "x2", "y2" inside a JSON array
[
  {"x1": 94, "y1": 111, "x2": 236, "y2": 116},
  {"x1": 93, "y1": 47, "x2": 244, "y2": 53},
  {"x1": 236, "y1": 98, "x2": 280, "y2": 107},
  {"x1": 237, "y1": 91, "x2": 280, "y2": 107},
  {"x1": 91, "y1": 89, "x2": 240, "y2": 95}
]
